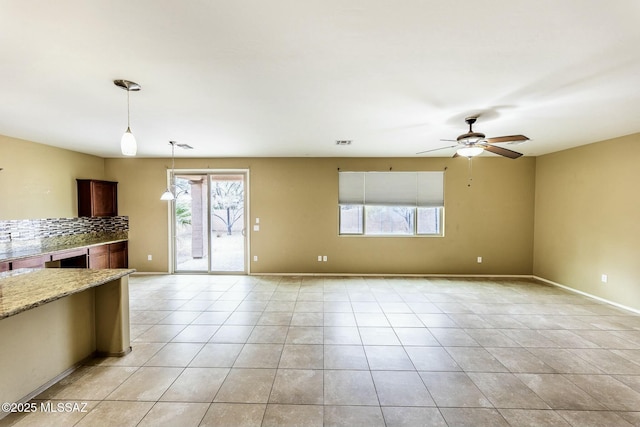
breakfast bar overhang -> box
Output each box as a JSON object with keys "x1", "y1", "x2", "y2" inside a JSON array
[{"x1": 0, "y1": 268, "x2": 135, "y2": 405}]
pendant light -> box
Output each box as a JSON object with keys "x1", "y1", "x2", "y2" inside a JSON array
[
  {"x1": 160, "y1": 188, "x2": 175, "y2": 201},
  {"x1": 160, "y1": 141, "x2": 176, "y2": 201},
  {"x1": 114, "y1": 79, "x2": 141, "y2": 156}
]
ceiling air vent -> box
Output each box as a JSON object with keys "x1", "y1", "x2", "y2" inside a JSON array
[{"x1": 335, "y1": 140, "x2": 352, "y2": 146}]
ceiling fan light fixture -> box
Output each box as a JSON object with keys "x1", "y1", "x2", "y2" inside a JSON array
[
  {"x1": 418, "y1": 116, "x2": 526, "y2": 159},
  {"x1": 457, "y1": 133, "x2": 485, "y2": 144},
  {"x1": 457, "y1": 146, "x2": 484, "y2": 157}
]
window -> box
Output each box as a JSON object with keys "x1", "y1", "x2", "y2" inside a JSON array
[
  {"x1": 338, "y1": 171, "x2": 444, "y2": 236},
  {"x1": 339, "y1": 205, "x2": 363, "y2": 234}
]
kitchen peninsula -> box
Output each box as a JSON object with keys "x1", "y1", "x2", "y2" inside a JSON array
[{"x1": 0, "y1": 267, "x2": 135, "y2": 405}]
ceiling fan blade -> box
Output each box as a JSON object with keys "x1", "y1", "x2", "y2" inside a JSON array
[
  {"x1": 485, "y1": 135, "x2": 529, "y2": 144},
  {"x1": 452, "y1": 152, "x2": 460, "y2": 158},
  {"x1": 416, "y1": 144, "x2": 457, "y2": 155},
  {"x1": 481, "y1": 143, "x2": 523, "y2": 159}
]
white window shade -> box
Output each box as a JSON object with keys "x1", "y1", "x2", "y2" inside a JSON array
[
  {"x1": 338, "y1": 171, "x2": 444, "y2": 207},
  {"x1": 417, "y1": 172, "x2": 444, "y2": 207},
  {"x1": 364, "y1": 172, "x2": 417, "y2": 206},
  {"x1": 338, "y1": 172, "x2": 365, "y2": 204}
]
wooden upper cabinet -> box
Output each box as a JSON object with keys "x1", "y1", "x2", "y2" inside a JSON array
[{"x1": 77, "y1": 179, "x2": 118, "y2": 217}]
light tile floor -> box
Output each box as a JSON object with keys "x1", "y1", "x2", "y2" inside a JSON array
[{"x1": 3, "y1": 275, "x2": 640, "y2": 426}]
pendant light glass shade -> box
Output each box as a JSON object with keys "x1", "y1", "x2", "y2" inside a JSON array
[
  {"x1": 160, "y1": 188, "x2": 175, "y2": 200},
  {"x1": 121, "y1": 127, "x2": 137, "y2": 156}
]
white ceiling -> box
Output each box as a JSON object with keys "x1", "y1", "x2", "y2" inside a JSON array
[{"x1": 1, "y1": 1, "x2": 639, "y2": 158}]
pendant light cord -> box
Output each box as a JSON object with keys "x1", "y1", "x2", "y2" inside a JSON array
[
  {"x1": 126, "y1": 88, "x2": 131, "y2": 130},
  {"x1": 171, "y1": 141, "x2": 175, "y2": 171},
  {"x1": 170, "y1": 141, "x2": 176, "y2": 192}
]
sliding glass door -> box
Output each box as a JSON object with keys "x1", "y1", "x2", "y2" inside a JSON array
[
  {"x1": 210, "y1": 174, "x2": 245, "y2": 272},
  {"x1": 173, "y1": 171, "x2": 247, "y2": 274}
]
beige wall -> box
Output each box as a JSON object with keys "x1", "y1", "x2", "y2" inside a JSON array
[
  {"x1": 106, "y1": 156, "x2": 536, "y2": 275},
  {"x1": 1, "y1": 134, "x2": 537, "y2": 276},
  {"x1": 0, "y1": 135, "x2": 105, "y2": 220},
  {"x1": 533, "y1": 133, "x2": 640, "y2": 309}
]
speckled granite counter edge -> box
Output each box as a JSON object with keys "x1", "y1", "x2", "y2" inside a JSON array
[{"x1": 0, "y1": 268, "x2": 136, "y2": 320}]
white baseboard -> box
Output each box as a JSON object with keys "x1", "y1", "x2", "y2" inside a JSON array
[
  {"x1": 130, "y1": 271, "x2": 171, "y2": 275},
  {"x1": 533, "y1": 275, "x2": 640, "y2": 315},
  {"x1": 252, "y1": 272, "x2": 533, "y2": 278},
  {"x1": 131, "y1": 271, "x2": 533, "y2": 279}
]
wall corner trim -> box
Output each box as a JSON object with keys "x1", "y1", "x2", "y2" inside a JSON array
[{"x1": 532, "y1": 275, "x2": 640, "y2": 315}]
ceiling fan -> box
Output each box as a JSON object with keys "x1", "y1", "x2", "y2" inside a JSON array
[{"x1": 417, "y1": 117, "x2": 529, "y2": 159}]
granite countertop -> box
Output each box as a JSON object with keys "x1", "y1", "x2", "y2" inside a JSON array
[
  {"x1": 0, "y1": 268, "x2": 135, "y2": 320},
  {"x1": 0, "y1": 235, "x2": 127, "y2": 263}
]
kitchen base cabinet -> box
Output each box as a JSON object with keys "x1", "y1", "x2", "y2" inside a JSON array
[
  {"x1": 52, "y1": 248, "x2": 88, "y2": 268},
  {"x1": 88, "y1": 242, "x2": 128, "y2": 269},
  {"x1": 109, "y1": 242, "x2": 128, "y2": 269},
  {"x1": 2, "y1": 241, "x2": 127, "y2": 271},
  {"x1": 88, "y1": 245, "x2": 110, "y2": 269},
  {"x1": 12, "y1": 255, "x2": 48, "y2": 269}
]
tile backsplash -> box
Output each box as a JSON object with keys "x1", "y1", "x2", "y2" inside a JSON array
[{"x1": 0, "y1": 216, "x2": 128, "y2": 243}]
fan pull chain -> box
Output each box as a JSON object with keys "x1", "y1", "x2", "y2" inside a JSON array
[{"x1": 467, "y1": 157, "x2": 473, "y2": 187}]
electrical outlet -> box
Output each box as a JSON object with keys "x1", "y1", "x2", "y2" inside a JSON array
[
  {"x1": 253, "y1": 225, "x2": 260, "y2": 231},
  {"x1": 477, "y1": 256, "x2": 482, "y2": 263},
  {"x1": 601, "y1": 274, "x2": 608, "y2": 283},
  {"x1": 147, "y1": 254, "x2": 152, "y2": 261},
  {"x1": 253, "y1": 255, "x2": 258, "y2": 262},
  {"x1": 323, "y1": 255, "x2": 328, "y2": 262}
]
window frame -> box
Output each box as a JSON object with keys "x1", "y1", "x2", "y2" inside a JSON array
[
  {"x1": 338, "y1": 171, "x2": 445, "y2": 237},
  {"x1": 339, "y1": 204, "x2": 444, "y2": 237}
]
